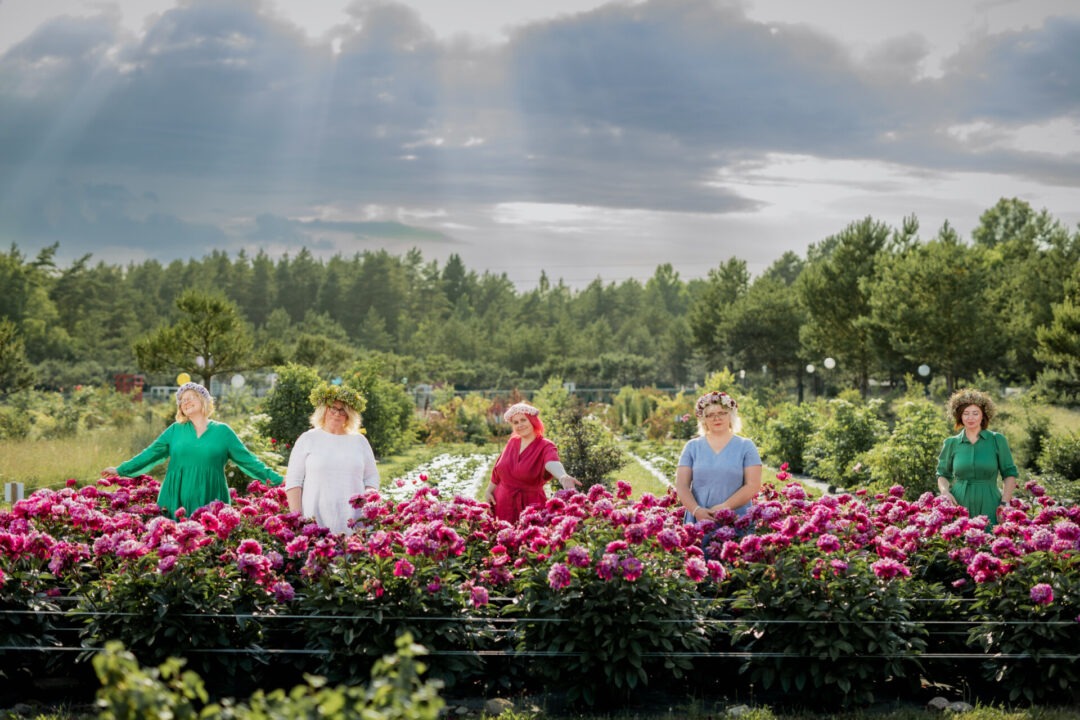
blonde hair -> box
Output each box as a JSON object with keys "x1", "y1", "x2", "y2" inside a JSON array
[
  {"x1": 696, "y1": 403, "x2": 742, "y2": 436},
  {"x1": 175, "y1": 389, "x2": 214, "y2": 423},
  {"x1": 311, "y1": 403, "x2": 362, "y2": 434}
]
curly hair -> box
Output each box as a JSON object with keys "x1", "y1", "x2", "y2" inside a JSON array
[{"x1": 947, "y1": 388, "x2": 995, "y2": 430}]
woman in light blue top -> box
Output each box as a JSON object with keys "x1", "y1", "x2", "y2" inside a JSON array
[{"x1": 675, "y1": 390, "x2": 762, "y2": 524}]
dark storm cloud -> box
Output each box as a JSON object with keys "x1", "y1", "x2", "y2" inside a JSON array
[
  {"x1": 940, "y1": 16, "x2": 1080, "y2": 122},
  {"x1": 246, "y1": 213, "x2": 455, "y2": 244},
  {"x1": 0, "y1": 0, "x2": 1076, "y2": 262},
  {"x1": 0, "y1": 178, "x2": 227, "y2": 257}
]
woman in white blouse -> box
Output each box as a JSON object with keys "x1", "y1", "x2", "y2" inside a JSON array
[{"x1": 285, "y1": 383, "x2": 379, "y2": 534}]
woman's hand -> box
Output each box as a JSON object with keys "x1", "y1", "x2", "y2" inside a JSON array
[
  {"x1": 101, "y1": 467, "x2": 118, "y2": 478},
  {"x1": 690, "y1": 505, "x2": 715, "y2": 521},
  {"x1": 558, "y1": 474, "x2": 581, "y2": 491}
]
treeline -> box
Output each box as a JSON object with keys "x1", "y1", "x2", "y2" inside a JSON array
[{"x1": 0, "y1": 197, "x2": 1078, "y2": 402}]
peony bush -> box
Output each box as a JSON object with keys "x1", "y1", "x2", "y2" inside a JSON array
[{"x1": 2, "y1": 466, "x2": 1079, "y2": 709}]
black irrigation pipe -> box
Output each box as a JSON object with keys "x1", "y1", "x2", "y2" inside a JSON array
[
  {"x1": 2, "y1": 645, "x2": 1078, "y2": 661},
  {"x1": 3, "y1": 609, "x2": 1078, "y2": 627}
]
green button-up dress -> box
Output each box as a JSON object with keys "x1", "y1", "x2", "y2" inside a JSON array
[{"x1": 936, "y1": 429, "x2": 1018, "y2": 526}]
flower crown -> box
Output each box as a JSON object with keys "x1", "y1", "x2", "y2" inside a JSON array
[
  {"x1": 503, "y1": 402, "x2": 540, "y2": 422},
  {"x1": 309, "y1": 383, "x2": 366, "y2": 414},
  {"x1": 694, "y1": 391, "x2": 737, "y2": 418},
  {"x1": 176, "y1": 381, "x2": 211, "y2": 405}
]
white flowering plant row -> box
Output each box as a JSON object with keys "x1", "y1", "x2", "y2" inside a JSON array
[{"x1": 381, "y1": 452, "x2": 498, "y2": 502}]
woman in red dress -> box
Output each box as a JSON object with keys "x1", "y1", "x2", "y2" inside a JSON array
[{"x1": 485, "y1": 402, "x2": 579, "y2": 523}]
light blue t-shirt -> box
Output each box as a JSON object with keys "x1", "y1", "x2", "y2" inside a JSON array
[{"x1": 678, "y1": 435, "x2": 762, "y2": 521}]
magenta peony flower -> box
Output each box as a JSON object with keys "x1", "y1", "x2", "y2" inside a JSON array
[
  {"x1": 624, "y1": 523, "x2": 647, "y2": 545},
  {"x1": 1030, "y1": 583, "x2": 1054, "y2": 606},
  {"x1": 596, "y1": 553, "x2": 619, "y2": 581},
  {"x1": 605, "y1": 540, "x2": 628, "y2": 553},
  {"x1": 470, "y1": 585, "x2": 489, "y2": 607},
  {"x1": 684, "y1": 556, "x2": 707, "y2": 582},
  {"x1": 157, "y1": 555, "x2": 178, "y2": 573},
  {"x1": 615, "y1": 480, "x2": 632, "y2": 499},
  {"x1": 871, "y1": 558, "x2": 911, "y2": 580},
  {"x1": 966, "y1": 551, "x2": 1010, "y2": 583},
  {"x1": 566, "y1": 545, "x2": 591, "y2": 568},
  {"x1": 236, "y1": 538, "x2": 263, "y2": 555},
  {"x1": 547, "y1": 562, "x2": 572, "y2": 590},
  {"x1": 656, "y1": 528, "x2": 680, "y2": 552},
  {"x1": 272, "y1": 581, "x2": 295, "y2": 602},
  {"x1": 816, "y1": 534, "x2": 841, "y2": 553},
  {"x1": 620, "y1": 556, "x2": 644, "y2": 582},
  {"x1": 706, "y1": 559, "x2": 727, "y2": 582},
  {"x1": 393, "y1": 559, "x2": 415, "y2": 578}
]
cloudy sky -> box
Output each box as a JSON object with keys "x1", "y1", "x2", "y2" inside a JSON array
[{"x1": 1, "y1": 0, "x2": 1077, "y2": 288}]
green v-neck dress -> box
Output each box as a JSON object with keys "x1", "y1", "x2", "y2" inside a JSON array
[
  {"x1": 935, "y1": 429, "x2": 1018, "y2": 527},
  {"x1": 117, "y1": 420, "x2": 282, "y2": 518}
]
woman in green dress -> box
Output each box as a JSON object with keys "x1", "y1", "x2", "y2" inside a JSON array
[
  {"x1": 103, "y1": 382, "x2": 282, "y2": 518},
  {"x1": 936, "y1": 388, "x2": 1018, "y2": 527}
]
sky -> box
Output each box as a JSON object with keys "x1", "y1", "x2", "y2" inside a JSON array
[{"x1": 1, "y1": 0, "x2": 1077, "y2": 289}]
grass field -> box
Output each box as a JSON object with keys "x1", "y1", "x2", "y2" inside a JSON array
[{"x1": 0, "y1": 421, "x2": 161, "y2": 496}]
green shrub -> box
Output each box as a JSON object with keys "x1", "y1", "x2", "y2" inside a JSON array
[
  {"x1": 729, "y1": 550, "x2": 927, "y2": 709},
  {"x1": 0, "y1": 403, "x2": 30, "y2": 439},
  {"x1": 803, "y1": 397, "x2": 888, "y2": 487},
  {"x1": 968, "y1": 551, "x2": 1080, "y2": 705},
  {"x1": 863, "y1": 399, "x2": 950, "y2": 499},
  {"x1": 0, "y1": 568, "x2": 62, "y2": 686},
  {"x1": 1037, "y1": 431, "x2": 1080, "y2": 482},
  {"x1": 422, "y1": 392, "x2": 494, "y2": 445},
  {"x1": 345, "y1": 358, "x2": 415, "y2": 457},
  {"x1": 608, "y1": 385, "x2": 660, "y2": 437},
  {"x1": 1012, "y1": 406, "x2": 1052, "y2": 471},
  {"x1": 510, "y1": 543, "x2": 710, "y2": 706},
  {"x1": 79, "y1": 551, "x2": 273, "y2": 696},
  {"x1": 759, "y1": 401, "x2": 818, "y2": 474},
  {"x1": 548, "y1": 403, "x2": 629, "y2": 490},
  {"x1": 259, "y1": 363, "x2": 322, "y2": 460},
  {"x1": 93, "y1": 633, "x2": 445, "y2": 720},
  {"x1": 642, "y1": 390, "x2": 695, "y2": 440}
]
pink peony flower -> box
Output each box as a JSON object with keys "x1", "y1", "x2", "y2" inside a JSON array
[
  {"x1": 656, "y1": 528, "x2": 680, "y2": 552},
  {"x1": 236, "y1": 538, "x2": 263, "y2": 555},
  {"x1": 470, "y1": 585, "x2": 489, "y2": 607},
  {"x1": 272, "y1": 581, "x2": 295, "y2": 602},
  {"x1": 566, "y1": 545, "x2": 591, "y2": 568},
  {"x1": 816, "y1": 534, "x2": 841, "y2": 553},
  {"x1": 548, "y1": 562, "x2": 572, "y2": 590},
  {"x1": 1030, "y1": 583, "x2": 1054, "y2": 606},
  {"x1": 393, "y1": 559, "x2": 415, "y2": 578},
  {"x1": 620, "y1": 556, "x2": 644, "y2": 582},
  {"x1": 871, "y1": 558, "x2": 911, "y2": 580},
  {"x1": 684, "y1": 556, "x2": 707, "y2": 582},
  {"x1": 596, "y1": 553, "x2": 619, "y2": 581}
]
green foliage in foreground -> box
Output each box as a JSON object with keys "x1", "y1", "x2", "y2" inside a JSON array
[{"x1": 92, "y1": 633, "x2": 444, "y2": 720}]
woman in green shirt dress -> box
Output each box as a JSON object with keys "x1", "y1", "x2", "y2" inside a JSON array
[
  {"x1": 103, "y1": 382, "x2": 282, "y2": 518},
  {"x1": 936, "y1": 388, "x2": 1018, "y2": 527}
]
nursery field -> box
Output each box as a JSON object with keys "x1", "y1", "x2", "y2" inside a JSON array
[{"x1": 3, "y1": 389, "x2": 1079, "y2": 720}]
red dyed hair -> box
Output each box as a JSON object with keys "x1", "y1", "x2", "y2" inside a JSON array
[{"x1": 523, "y1": 413, "x2": 545, "y2": 438}]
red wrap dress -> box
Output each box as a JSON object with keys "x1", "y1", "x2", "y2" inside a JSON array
[{"x1": 490, "y1": 435, "x2": 560, "y2": 523}]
